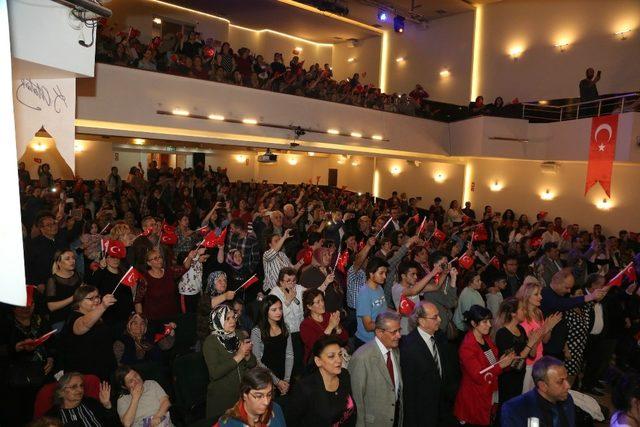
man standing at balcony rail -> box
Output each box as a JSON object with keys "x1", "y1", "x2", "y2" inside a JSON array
[{"x1": 579, "y1": 67, "x2": 601, "y2": 102}]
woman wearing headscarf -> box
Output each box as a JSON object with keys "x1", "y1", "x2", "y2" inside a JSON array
[
  {"x1": 196, "y1": 271, "x2": 236, "y2": 343},
  {"x1": 203, "y1": 304, "x2": 257, "y2": 419},
  {"x1": 113, "y1": 312, "x2": 175, "y2": 367},
  {"x1": 299, "y1": 247, "x2": 341, "y2": 313},
  {"x1": 224, "y1": 249, "x2": 253, "y2": 293}
]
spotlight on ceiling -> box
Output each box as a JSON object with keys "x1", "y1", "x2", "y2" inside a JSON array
[
  {"x1": 394, "y1": 15, "x2": 405, "y2": 33},
  {"x1": 377, "y1": 10, "x2": 388, "y2": 22}
]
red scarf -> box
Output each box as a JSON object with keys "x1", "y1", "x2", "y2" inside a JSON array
[{"x1": 217, "y1": 400, "x2": 273, "y2": 427}]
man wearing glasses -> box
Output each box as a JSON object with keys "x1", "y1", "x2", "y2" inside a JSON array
[
  {"x1": 401, "y1": 302, "x2": 459, "y2": 427},
  {"x1": 25, "y1": 212, "x2": 73, "y2": 290},
  {"x1": 349, "y1": 311, "x2": 403, "y2": 427}
]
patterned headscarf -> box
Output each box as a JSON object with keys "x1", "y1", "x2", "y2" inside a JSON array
[
  {"x1": 226, "y1": 249, "x2": 243, "y2": 271},
  {"x1": 209, "y1": 304, "x2": 239, "y2": 353},
  {"x1": 206, "y1": 271, "x2": 227, "y2": 295}
]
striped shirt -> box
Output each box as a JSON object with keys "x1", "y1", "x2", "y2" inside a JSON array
[
  {"x1": 263, "y1": 248, "x2": 292, "y2": 292},
  {"x1": 346, "y1": 265, "x2": 366, "y2": 309},
  {"x1": 57, "y1": 401, "x2": 103, "y2": 426}
]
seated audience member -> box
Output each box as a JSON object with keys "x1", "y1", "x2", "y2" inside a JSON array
[
  {"x1": 46, "y1": 372, "x2": 118, "y2": 426},
  {"x1": 60, "y1": 285, "x2": 117, "y2": 380},
  {"x1": 469, "y1": 96, "x2": 488, "y2": 115},
  {"x1": 216, "y1": 367, "x2": 286, "y2": 426},
  {"x1": 610, "y1": 373, "x2": 640, "y2": 427},
  {"x1": 113, "y1": 312, "x2": 175, "y2": 366},
  {"x1": 454, "y1": 305, "x2": 516, "y2": 426},
  {"x1": 500, "y1": 357, "x2": 575, "y2": 426},
  {"x1": 203, "y1": 304, "x2": 257, "y2": 419},
  {"x1": 401, "y1": 302, "x2": 459, "y2": 427},
  {"x1": 115, "y1": 365, "x2": 172, "y2": 427},
  {"x1": 250, "y1": 295, "x2": 294, "y2": 396},
  {"x1": 300, "y1": 289, "x2": 349, "y2": 364},
  {"x1": 286, "y1": 336, "x2": 356, "y2": 426}
]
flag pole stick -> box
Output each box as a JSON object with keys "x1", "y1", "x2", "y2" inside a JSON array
[
  {"x1": 233, "y1": 274, "x2": 258, "y2": 293},
  {"x1": 112, "y1": 266, "x2": 133, "y2": 294}
]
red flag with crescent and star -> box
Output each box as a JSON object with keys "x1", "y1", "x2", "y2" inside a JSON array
[
  {"x1": 585, "y1": 115, "x2": 618, "y2": 198},
  {"x1": 398, "y1": 295, "x2": 416, "y2": 316}
]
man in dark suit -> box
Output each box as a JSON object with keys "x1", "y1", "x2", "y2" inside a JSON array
[
  {"x1": 400, "y1": 302, "x2": 459, "y2": 427},
  {"x1": 501, "y1": 356, "x2": 575, "y2": 426}
]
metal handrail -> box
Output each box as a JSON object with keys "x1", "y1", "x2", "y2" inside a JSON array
[
  {"x1": 521, "y1": 91, "x2": 639, "y2": 122},
  {"x1": 521, "y1": 92, "x2": 639, "y2": 109}
]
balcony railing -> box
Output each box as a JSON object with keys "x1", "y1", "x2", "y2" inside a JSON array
[{"x1": 521, "y1": 92, "x2": 640, "y2": 122}]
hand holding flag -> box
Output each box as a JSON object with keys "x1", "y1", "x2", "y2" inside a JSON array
[
  {"x1": 234, "y1": 274, "x2": 259, "y2": 292},
  {"x1": 398, "y1": 295, "x2": 415, "y2": 316},
  {"x1": 113, "y1": 266, "x2": 142, "y2": 293}
]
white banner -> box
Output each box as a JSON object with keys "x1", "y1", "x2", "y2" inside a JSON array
[{"x1": 13, "y1": 75, "x2": 76, "y2": 171}]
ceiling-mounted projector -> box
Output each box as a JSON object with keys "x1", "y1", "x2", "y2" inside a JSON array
[{"x1": 257, "y1": 148, "x2": 277, "y2": 163}]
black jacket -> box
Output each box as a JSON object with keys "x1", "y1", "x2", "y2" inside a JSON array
[{"x1": 400, "y1": 329, "x2": 459, "y2": 427}]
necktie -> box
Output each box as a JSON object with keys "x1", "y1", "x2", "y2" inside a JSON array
[
  {"x1": 386, "y1": 351, "x2": 395, "y2": 387},
  {"x1": 430, "y1": 336, "x2": 442, "y2": 377}
]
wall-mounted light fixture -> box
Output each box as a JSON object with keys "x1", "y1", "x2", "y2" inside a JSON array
[
  {"x1": 615, "y1": 29, "x2": 631, "y2": 40},
  {"x1": 390, "y1": 166, "x2": 401, "y2": 176},
  {"x1": 508, "y1": 46, "x2": 524, "y2": 60},
  {"x1": 288, "y1": 157, "x2": 298, "y2": 165},
  {"x1": 596, "y1": 198, "x2": 612, "y2": 210},
  {"x1": 74, "y1": 141, "x2": 84, "y2": 153},
  {"x1": 540, "y1": 189, "x2": 554, "y2": 200},
  {"x1": 434, "y1": 172, "x2": 446, "y2": 183},
  {"x1": 33, "y1": 142, "x2": 47, "y2": 152},
  {"x1": 395, "y1": 57, "x2": 405, "y2": 63},
  {"x1": 152, "y1": 17, "x2": 162, "y2": 25},
  {"x1": 133, "y1": 138, "x2": 146, "y2": 145},
  {"x1": 490, "y1": 180, "x2": 503, "y2": 191},
  {"x1": 347, "y1": 57, "x2": 356, "y2": 63},
  {"x1": 439, "y1": 69, "x2": 451, "y2": 78},
  {"x1": 235, "y1": 154, "x2": 247, "y2": 163},
  {"x1": 554, "y1": 41, "x2": 570, "y2": 52}
]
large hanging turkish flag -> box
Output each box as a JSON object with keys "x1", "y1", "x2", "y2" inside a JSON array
[{"x1": 585, "y1": 115, "x2": 618, "y2": 197}]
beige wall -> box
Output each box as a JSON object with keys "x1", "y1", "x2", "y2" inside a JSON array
[
  {"x1": 383, "y1": 12, "x2": 475, "y2": 104},
  {"x1": 331, "y1": 37, "x2": 381, "y2": 86},
  {"x1": 475, "y1": 0, "x2": 640, "y2": 102},
  {"x1": 466, "y1": 158, "x2": 640, "y2": 234}
]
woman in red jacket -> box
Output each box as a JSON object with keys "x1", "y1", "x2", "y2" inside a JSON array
[
  {"x1": 299, "y1": 289, "x2": 348, "y2": 364},
  {"x1": 454, "y1": 305, "x2": 516, "y2": 426}
]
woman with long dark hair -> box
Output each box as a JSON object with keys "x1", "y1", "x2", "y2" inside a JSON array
[{"x1": 250, "y1": 295, "x2": 293, "y2": 396}]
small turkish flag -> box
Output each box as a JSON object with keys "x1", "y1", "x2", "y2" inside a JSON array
[
  {"x1": 140, "y1": 227, "x2": 154, "y2": 237},
  {"x1": 398, "y1": 295, "x2": 415, "y2": 316},
  {"x1": 459, "y1": 253, "x2": 475, "y2": 270},
  {"x1": 357, "y1": 240, "x2": 366, "y2": 251},
  {"x1": 336, "y1": 250, "x2": 350, "y2": 273},
  {"x1": 196, "y1": 225, "x2": 210, "y2": 236},
  {"x1": 489, "y1": 256, "x2": 501, "y2": 269},
  {"x1": 202, "y1": 228, "x2": 227, "y2": 248},
  {"x1": 623, "y1": 262, "x2": 637, "y2": 282},
  {"x1": 462, "y1": 214, "x2": 471, "y2": 223},
  {"x1": 32, "y1": 329, "x2": 58, "y2": 347},
  {"x1": 160, "y1": 231, "x2": 178, "y2": 246},
  {"x1": 472, "y1": 223, "x2": 488, "y2": 242},
  {"x1": 298, "y1": 248, "x2": 313, "y2": 265},
  {"x1": 585, "y1": 114, "x2": 619, "y2": 197},
  {"x1": 119, "y1": 267, "x2": 142, "y2": 288},
  {"x1": 154, "y1": 324, "x2": 175, "y2": 343},
  {"x1": 538, "y1": 211, "x2": 548, "y2": 219},
  {"x1": 561, "y1": 228, "x2": 571, "y2": 241},
  {"x1": 411, "y1": 213, "x2": 420, "y2": 223},
  {"x1": 106, "y1": 239, "x2": 126, "y2": 259},
  {"x1": 238, "y1": 275, "x2": 259, "y2": 290},
  {"x1": 433, "y1": 228, "x2": 446, "y2": 242},
  {"x1": 161, "y1": 222, "x2": 176, "y2": 234},
  {"x1": 530, "y1": 236, "x2": 543, "y2": 249},
  {"x1": 26, "y1": 284, "x2": 36, "y2": 307}
]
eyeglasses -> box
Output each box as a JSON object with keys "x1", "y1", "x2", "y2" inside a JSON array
[
  {"x1": 422, "y1": 314, "x2": 441, "y2": 321},
  {"x1": 381, "y1": 328, "x2": 402, "y2": 336},
  {"x1": 148, "y1": 256, "x2": 163, "y2": 261},
  {"x1": 64, "y1": 383, "x2": 84, "y2": 390},
  {"x1": 249, "y1": 391, "x2": 273, "y2": 401},
  {"x1": 84, "y1": 295, "x2": 102, "y2": 302}
]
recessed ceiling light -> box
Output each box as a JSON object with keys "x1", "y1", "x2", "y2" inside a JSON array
[
  {"x1": 350, "y1": 132, "x2": 362, "y2": 138},
  {"x1": 327, "y1": 129, "x2": 340, "y2": 135},
  {"x1": 208, "y1": 114, "x2": 225, "y2": 121},
  {"x1": 172, "y1": 108, "x2": 189, "y2": 116},
  {"x1": 242, "y1": 118, "x2": 258, "y2": 124},
  {"x1": 372, "y1": 135, "x2": 383, "y2": 141}
]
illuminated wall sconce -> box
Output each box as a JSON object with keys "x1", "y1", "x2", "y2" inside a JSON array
[
  {"x1": 172, "y1": 108, "x2": 189, "y2": 116},
  {"x1": 395, "y1": 57, "x2": 405, "y2": 63},
  {"x1": 33, "y1": 142, "x2": 47, "y2": 152},
  {"x1": 235, "y1": 154, "x2": 247, "y2": 163},
  {"x1": 372, "y1": 135, "x2": 383, "y2": 141},
  {"x1": 350, "y1": 132, "x2": 362, "y2": 138},
  {"x1": 327, "y1": 129, "x2": 340, "y2": 135},
  {"x1": 288, "y1": 157, "x2": 298, "y2": 165},
  {"x1": 74, "y1": 142, "x2": 84, "y2": 153},
  {"x1": 242, "y1": 118, "x2": 258, "y2": 125},
  {"x1": 508, "y1": 47, "x2": 523, "y2": 60},
  {"x1": 308, "y1": 152, "x2": 315, "y2": 157},
  {"x1": 439, "y1": 69, "x2": 451, "y2": 78},
  {"x1": 554, "y1": 41, "x2": 570, "y2": 52},
  {"x1": 596, "y1": 198, "x2": 613, "y2": 210},
  {"x1": 538, "y1": 100, "x2": 548, "y2": 105},
  {"x1": 434, "y1": 172, "x2": 446, "y2": 183},
  {"x1": 208, "y1": 114, "x2": 225, "y2": 121},
  {"x1": 615, "y1": 29, "x2": 631, "y2": 40},
  {"x1": 351, "y1": 160, "x2": 360, "y2": 166},
  {"x1": 490, "y1": 180, "x2": 503, "y2": 191},
  {"x1": 347, "y1": 57, "x2": 356, "y2": 63},
  {"x1": 540, "y1": 189, "x2": 554, "y2": 200},
  {"x1": 294, "y1": 47, "x2": 303, "y2": 54},
  {"x1": 337, "y1": 156, "x2": 346, "y2": 165},
  {"x1": 152, "y1": 17, "x2": 162, "y2": 25},
  {"x1": 133, "y1": 138, "x2": 146, "y2": 145},
  {"x1": 390, "y1": 166, "x2": 401, "y2": 176}
]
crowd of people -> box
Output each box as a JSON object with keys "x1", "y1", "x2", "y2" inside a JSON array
[
  {"x1": 3, "y1": 159, "x2": 640, "y2": 427},
  {"x1": 94, "y1": 20, "x2": 522, "y2": 122}
]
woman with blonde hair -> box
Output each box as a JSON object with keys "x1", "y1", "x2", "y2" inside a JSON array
[
  {"x1": 515, "y1": 279, "x2": 562, "y2": 392},
  {"x1": 46, "y1": 249, "x2": 82, "y2": 331},
  {"x1": 109, "y1": 221, "x2": 132, "y2": 245}
]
